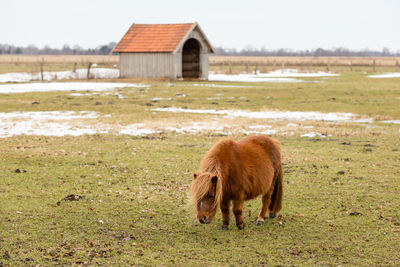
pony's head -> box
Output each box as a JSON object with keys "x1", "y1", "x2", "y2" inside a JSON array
[{"x1": 190, "y1": 171, "x2": 222, "y2": 224}]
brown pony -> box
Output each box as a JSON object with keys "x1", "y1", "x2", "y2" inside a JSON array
[{"x1": 190, "y1": 135, "x2": 283, "y2": 230}]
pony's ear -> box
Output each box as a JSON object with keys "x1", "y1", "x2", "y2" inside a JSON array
[{"x1": 211, "y1": 176, "x2": 218, "y2": 185}]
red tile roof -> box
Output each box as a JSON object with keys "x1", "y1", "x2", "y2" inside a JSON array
[{"x1": 113, "y1": 23, "x2": 196, "y2": 53}]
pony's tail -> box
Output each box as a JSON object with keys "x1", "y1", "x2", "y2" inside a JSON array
[{"x1": 269, "y1": 164, "x2": 283, "y2": 214}]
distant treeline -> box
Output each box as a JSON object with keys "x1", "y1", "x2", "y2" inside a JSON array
[
  {"x1": 213, "y1": 46, "x2": 400, "y2": 57},
  {"x1": 0, "y1": 42, "x2": 117, "y2": 55},
  {"x1": 1, "y1": 42, "x2": 399, "y2": 57}
]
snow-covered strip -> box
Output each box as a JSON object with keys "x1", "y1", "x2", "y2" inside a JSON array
[
  {"x1": 208, "y1": 69, "x2": 339, "y2": 83},
  {"x1": 301, "y1": 132, "x2": 328, "y2": 138},
  {"x1": 192, "y1": 83, "x2": 254, "y2": 88},
  {"x1": 0, "y1": 109, "x2": 396, "y2": 138},
  {"x1": 255, "y1": 69, "x2": 339, "y2": 77},
  {"x1": 0, "y1": 121, "x2": 104, "y2": 138},
  {"x1": 0, "y1": 110, "x2": 280, "y2": 138},
  {"x1": 209, "y1": 73, "x2": 303, "y2": 83},
  {"x1": 0, "y1": 111, "x2": 98, "y2": 120},
  {"x1": 381, "y1": 120, "x2": 400, "y2": 124},
  {"x1": 0, "y1": 82, "x2": 146, "y2": 94},
  {"x1": 368, "y1": 73, "x2": 400, "y2": 78},
  {"x1": 119, "y1": 123, "x2": 160, "y2": 136},
  {"x1": 0, "y1": 111, "x2": 102, "y2": 138},
  {"x1": 152, "y1": 107, "x2": 374, "y2": 123},
  {"x1": 69, "y1": 92, "x2": 126, "y2": 98},
  {"x1": 164, "y1": 121, "x2": 225, "y2": 134},
  {"x1": 149, "y1": 97, "x2": 172, "y2": 101},
  {"x1": 0, "y1": 68, "x2": 120, "y2": 83}
]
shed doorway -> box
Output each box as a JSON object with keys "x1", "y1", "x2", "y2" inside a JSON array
[{"x1": 182, "y1": 38, "x2": 200, "y2": 78}]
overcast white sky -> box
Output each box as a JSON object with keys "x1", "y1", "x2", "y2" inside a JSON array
[{"x1": 1, "y1": 0, "x2": 399, "y2": 51}]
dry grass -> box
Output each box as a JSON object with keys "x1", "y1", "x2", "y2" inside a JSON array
[
  {"x1": 0, "y1": 55, "x2": 119, "y2": 64},
  {"x1": 210, "y1": 56, "x2": 400, "y2": 67}
]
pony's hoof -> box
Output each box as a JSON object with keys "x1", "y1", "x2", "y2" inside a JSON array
[
  {"x1": 237, "y1": 223, "x2": 245, "y2": 230},
  {"x1": 256, "y1": 220, "x2": 264, "y2": 226},
  {"x1": 269, "y1": 213, "x2": 277, "y2": 218},
  {"x1": 221, "y1": 225, "x2": 229, "y2": 230}
]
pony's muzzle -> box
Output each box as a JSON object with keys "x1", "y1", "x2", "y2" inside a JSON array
[{"x1": 199, "y1": 216, "x2": 211, "y2": 224}]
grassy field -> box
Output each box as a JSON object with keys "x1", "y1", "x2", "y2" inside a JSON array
[{"x1": 0, "y1": 67, "x2": 399, "y2": 265}]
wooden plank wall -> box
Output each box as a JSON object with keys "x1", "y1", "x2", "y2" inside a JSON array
[{"x1": 119, "y1": 53, "x2": 176, "y2": 78}]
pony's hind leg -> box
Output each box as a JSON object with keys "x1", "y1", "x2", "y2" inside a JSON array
[
  {"x1": 220, "y1": 199, "x2": 230, "y2": 230},
  {"x1": 233, "y1": 199, "x2": 245, "y2": 230},
  {"x1": 256, "y1": 193, "x2": 272, "y2": 225}
]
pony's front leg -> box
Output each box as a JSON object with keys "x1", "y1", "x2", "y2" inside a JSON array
[
  {"x1": 233, "y1": 199, "x2": 245, "y2": 230},
  {"x1": 220, "y1": 199, "x2": 230, "y2": 230}
]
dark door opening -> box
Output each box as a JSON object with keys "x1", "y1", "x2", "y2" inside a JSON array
[{"x1": 182, "y1": 39, "x2": 200, "y2": 78}]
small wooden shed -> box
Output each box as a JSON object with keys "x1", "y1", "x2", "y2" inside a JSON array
[{"x1": 113, "y1": 22, "x2": 214, "y2": 80}]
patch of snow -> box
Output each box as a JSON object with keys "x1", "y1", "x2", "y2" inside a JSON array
[
  {"x1": 0, "y1": 82, "x2": 146, "y2": 94},
  {"x1": 0, "y1": 68, "x2": 120, "y2": 83},
  {"x1": 248, "y1": 125, "x2": 273, "y2": 129},
  {"x1": 208, "y1": 69, "x2": 339, "y2": 83},
  {"x1": 301, "y1": 132, "x2": 327, "y2": 138},
  {"x1": 152, "y1": 107, "x2": 374, "y2": 123},
  {"x1": 69, "y1": 92, "x2": 126, "y2": 98},
  {"x1": 255, "y1": 69, "x2": 339, "y2": 78},
  {"x1": 192, "y1": 83, "x2": 254, "y2": 88},
  {"x1": 209, "y1": 73, "x2": 303, "y2": 83},
  {"x1": 368, "y1": 73, "x2": 400, "y2": 78},
  {"x1": 243, "y1": 129, "x2": 277, "y2": 135},
  {"x1": 119, "y1": 123, "x2": 160, "y2": 136},
  {"x1": 69, "y1": 93, "x2": 93, "y2": 96},
  {"x1": 381, "y1": 120, "x2": 400, "y2": 124},
  {"x1": 150, "y1": 97, "x2": 172, "y2": 101},
  {"x1": 0, "y1": 111, "x2": 102, "y2": 138},
  {"x1": 0, "y1": 111, "x2": 98, "y2": 120},
  {"x1": 286, "y1": 123, "x2": 298, "y2": 127},
  {"x1": 164, "y1": 121, "x2": 225, "y2": 134}
]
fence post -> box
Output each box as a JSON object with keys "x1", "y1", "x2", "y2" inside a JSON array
[
  {"x1": 40, "y1": 64, "x2": 44, "y2": 81},
  {"x1": 87, "y1": 62, "x2": 92, "y2": 79},
  {"x1": 349, "y1": 60, "x2": 352, "y2": 72},
  {"x1": 396, "y1": 60, "x2": 399, "y2": 72},
  {"x1": 254, "y1": 64, "x2": 258, "y2": 75},
  {"x1": 228, "y1": 61, "x2": 232, "y2": 74},
  {"x1": 281, "y1": 63, "x2": 285, "y2": 73},
  {"x1": 326, "y1": 62, "x2": 330, "y2": 72},
  {"x1": 373, "y1": 59, "x2": 376, "y2": 72},
  {"x1": 246, "y1": 61, "x2": 249, "y2": 73},
  {"x1": 73, "y1": 62, "x2": 77, "y2": 73}
]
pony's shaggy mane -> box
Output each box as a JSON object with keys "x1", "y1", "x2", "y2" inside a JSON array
[{"x1": 190, "y1": 156, "x2": 223, "y2": 211}]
